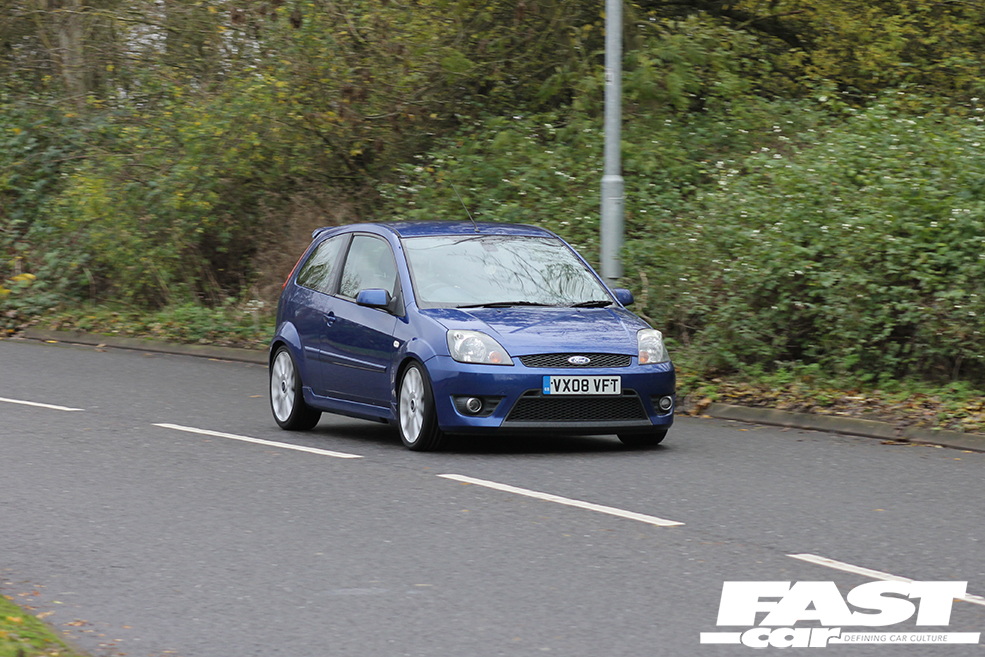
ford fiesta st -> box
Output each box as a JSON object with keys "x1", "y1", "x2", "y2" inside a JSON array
[{"x1": 269, "y1": 221, "x2": 675, "y2": 451}]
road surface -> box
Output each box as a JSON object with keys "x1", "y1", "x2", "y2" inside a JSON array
[{"x1": 1, "y1": 338, "x2": 983, "y2": 656}]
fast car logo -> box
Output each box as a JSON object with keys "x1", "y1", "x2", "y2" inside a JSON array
[{"x1": 700, "y1": 581, "x2": 980, "y2": 648}]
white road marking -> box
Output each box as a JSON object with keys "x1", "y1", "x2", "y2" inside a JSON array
[
  {"x1": 437, "y1": 474, "x2": 684, "y2": 527},
  {"x1": 0, "y1": 396, "x2": 84, "y2": 412},
  {"x1": 153, "y1": 423, "x2": 363, "y2": 459},
  {"x1": 789, "y1": 553, "x2": 985, "y2": 607}
]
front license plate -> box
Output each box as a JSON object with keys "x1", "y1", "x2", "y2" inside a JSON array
[{"x1": 543, "y1": 375, "x2": 622, "y2": 395}]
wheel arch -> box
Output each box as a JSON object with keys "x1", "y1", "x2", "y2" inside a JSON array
[
  {"x1": 269, "y1": 321, "x2": 303, "y2": 368},
  {"x1": 394, "y1": 354, "x2": 429, "y2": 394}
]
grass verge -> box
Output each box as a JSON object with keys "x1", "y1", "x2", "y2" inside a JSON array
[
  {"x1": 675, "y1": 357, "x2": 985, "y2": 435},
  {"x1": 31, "y1": 302, "x2": 275, "y2": 351},
  {"x1": 0, "y1": 595, "x2": 88, "y2": 657}
]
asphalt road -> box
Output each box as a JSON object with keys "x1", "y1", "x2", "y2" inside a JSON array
[{"x1": 1, "y1": 338, "x2": 983, "y2": 657}]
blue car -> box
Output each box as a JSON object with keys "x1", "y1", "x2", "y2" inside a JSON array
[{"x1": 269, "y1": 221, "x2": 675, "y2": 451}]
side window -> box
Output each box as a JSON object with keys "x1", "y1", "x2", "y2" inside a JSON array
[
  {"x1": 296, "y1": 235, "x2": 346, "y2": 293},
  {"x1": 339, "y1": 235, "x2": 398, "y2": 300}
]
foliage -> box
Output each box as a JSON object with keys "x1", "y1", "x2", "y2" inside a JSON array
[
  {"x1": 684, "y1": 94, "x2": 985, "y2": 382},
  {"x1": 674, "y1": 358, "x2": 985, "y2": 435},
  {"x1": 381, "y1": 79, "x2": 985, "y2": 386},
  {"x1": 5, "y1": 0, "x2": 985, "y2": 393},
  {"x1": 0, "y1": 593, "x2": 87, "y2": 657},
  {"x1": 41, "y1": 299, "x2": 275, "y2": 350},
  {"x1": 632, "y1": 0, "x2": 985, "y2": 101},
  {"x1": 0, "y1": 94, "x2": 88, "y2": 333}
]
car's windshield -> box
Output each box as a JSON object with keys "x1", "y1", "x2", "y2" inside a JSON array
[{"x1": 402, "y1": 234, "x2": 612, "y2": 308}]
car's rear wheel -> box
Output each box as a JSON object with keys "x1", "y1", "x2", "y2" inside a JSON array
[
  {"x1": 618, "y1": 429, "x2": 667, "y2": 448},
  {"x1": 270, "y1": 346, "x2": 321, "y2": 430},
  {"x1": 398, "y1": 362, "x2": 444, "y2": 451}
]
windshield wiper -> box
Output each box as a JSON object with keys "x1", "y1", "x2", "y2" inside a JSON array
[
  {"x1": 455, "y1": 301, "x2": 557, "y2": 309},
  {"x1": 569, "y1": 299, "x2": 613, "y2": 308}
]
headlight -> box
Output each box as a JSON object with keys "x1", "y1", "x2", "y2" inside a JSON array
[
  {"x1": 637, "y1": 329, "x2": 670, "y2": 364},
  {"x1": 446, "y1": 330, "x2": 513, "y2": 366}
]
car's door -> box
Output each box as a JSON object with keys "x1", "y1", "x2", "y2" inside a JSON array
[
  {"x1": 321, "y1": 234, "x2": 400, "y2": 406},
  {"x1": 292, "y1": 234, "x2": 349, "y2": 396}
]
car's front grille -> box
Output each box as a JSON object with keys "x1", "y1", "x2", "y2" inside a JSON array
[
  {"x1": 505, "y1": 391, "x2": 648, "y2": 423},
  {"x1": 519, "y1": 353, "x2": 632, "y2": 368}
]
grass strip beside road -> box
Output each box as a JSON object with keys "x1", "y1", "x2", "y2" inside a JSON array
[
  {"x1": 675, "y1": 360, "x2": 985, "y2": 436},
  {"x1": 0, "y1": 595, "x2": 88, "y2": 657}
]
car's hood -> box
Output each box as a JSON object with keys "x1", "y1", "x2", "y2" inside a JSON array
[{"x1": 420, "y1": 306, "x2": 646, "y2": 355}]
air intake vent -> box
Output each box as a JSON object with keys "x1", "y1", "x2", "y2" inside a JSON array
[{"x1": 505, "y1": 392, "x2": 647, "y2": 423}]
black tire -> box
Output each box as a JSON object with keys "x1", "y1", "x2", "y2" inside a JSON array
[
  {"x1": 618, "y1": 429, "x2": 668, "y2": 448},
  {"x1": 397, "y1": 362, "x2": 445, "y2": 451},
  {"x1": 270, "y1": 346, "x2": 321, "y2": 431}
]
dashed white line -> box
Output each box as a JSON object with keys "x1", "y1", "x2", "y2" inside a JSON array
[
  {"x1": 153, "y1": 423, "x2": 363, "y2": 459},
  {"x1": 437, "y1": 474, "x2": 684, "y2": 527},
  {"x1": 0, "y1": 396, "x2": 84, "y2": 412},
  {"x1": 789, "y1": 553, "x2": 985, "y2": 607}
]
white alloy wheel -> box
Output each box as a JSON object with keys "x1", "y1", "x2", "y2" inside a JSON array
[
  {"x1": 399, "y1": 365, "x2": 425, "y2": 444},
  {"x1": 269, "y1": 346, "x2": 321, "y2": 430},
  {"x1": 397, "y1": 363, "x2": 444, "y2": 451},
  {"x1": 271, "y1": 349, "x2": 296, "y2": 423}
]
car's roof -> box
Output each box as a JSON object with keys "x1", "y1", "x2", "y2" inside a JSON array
[
  {"x1": 311, "y1": 221, "x2": 556, "y2": 242},
  {"x1": 384, "y1": 221, "x2": 553, "y2": 238}
]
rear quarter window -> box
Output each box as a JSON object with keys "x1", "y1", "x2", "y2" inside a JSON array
[{"x1": 296, "y1": 235, "x2": 346, "y2": 293}]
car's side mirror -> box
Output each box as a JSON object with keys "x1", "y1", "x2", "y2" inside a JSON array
[
  {"x1": 356, "y1": 288, "x2": 391, "y2": 309},
  {"x1": 614, "y1": 288, "x2": 634, "y2": 306}
]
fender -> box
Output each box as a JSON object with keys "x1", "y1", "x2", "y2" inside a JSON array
[
  {"x1": 388, "y1": 314, "x2": 444, "y2": 419},
  {"x1": 269, "y1": 320, "x2": 303, "y2": 367}
]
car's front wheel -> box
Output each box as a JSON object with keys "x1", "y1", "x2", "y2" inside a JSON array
[
  {"x1": 270, "y1": 346, "x2": 321, "y2": 430},
  {"x1": 618, "y1": 429, "x2": 667, "y2": 448},
  {"x1": 398, "y1": 362, "x2": 445, "y2": 451}
]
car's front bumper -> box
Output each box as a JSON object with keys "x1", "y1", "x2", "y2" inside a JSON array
[{"x1": 425, "y1": 355, "x2": 676, "y2": 435}]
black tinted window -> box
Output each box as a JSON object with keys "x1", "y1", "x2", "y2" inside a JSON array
[
  {"x1": 296, "y1": 235, "x2": 346, "y2": 293},
  {"x1": 339, "y1": 235, "x2": 398, "y2": 299}
]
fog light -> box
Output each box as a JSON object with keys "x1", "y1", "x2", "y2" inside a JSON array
[
  {"x1": 657, "y1": 396, "x2": 674, "y2": 412},
  {"x1": 465, "y1": 397, "x2": 483, "y2": 413}
]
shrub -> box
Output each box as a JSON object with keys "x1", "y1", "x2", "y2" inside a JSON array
[{"x1": 381, "y1": 88, "x2": 985, "y2": 385}]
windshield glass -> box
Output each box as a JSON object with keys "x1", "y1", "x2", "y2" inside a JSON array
[{"x1": 402, "y1": 235, "x2": 611, "y2": 308}]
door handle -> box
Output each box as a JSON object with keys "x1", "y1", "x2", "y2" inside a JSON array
[{"x1": 324, "y1": 311, "x2": 337, "y2": 327}]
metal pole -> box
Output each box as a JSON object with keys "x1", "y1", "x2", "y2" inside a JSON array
[{"x1": 600, "y1": 0, "x2": 624, "y2": 286}]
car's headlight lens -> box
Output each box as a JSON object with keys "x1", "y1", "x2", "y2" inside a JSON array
[
  {"x1": 447, "y1": 330, "x2": 513, "y2": 365},
  {"x1": 637, "y1": 329, "x2": 670, "y2": 364}
]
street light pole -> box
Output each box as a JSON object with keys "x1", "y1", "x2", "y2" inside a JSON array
[{"x1": 600, "y1": 0, "x2": 623, "y2": 286}]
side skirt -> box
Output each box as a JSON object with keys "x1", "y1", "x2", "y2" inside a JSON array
[{"x1": 303, "y1": 388, "x2": 394, "y2": 424}]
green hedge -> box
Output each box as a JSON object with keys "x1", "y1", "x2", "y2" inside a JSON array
[{"x1": 381, "y1": 91, "x2": 985, "y2": 384}]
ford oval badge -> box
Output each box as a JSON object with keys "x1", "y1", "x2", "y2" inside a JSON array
[{"x1": 568, "y1": 355, "x2": 591, "y2": 365}]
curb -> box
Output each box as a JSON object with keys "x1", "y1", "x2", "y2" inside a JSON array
[
  {"x1": 706, "y1": 403, "x2": 985, "y2": 453},
  {"x1": 20, "y1": 328, "x2": 269, "y2": 365}
]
